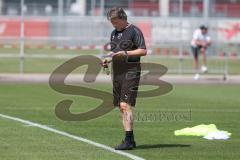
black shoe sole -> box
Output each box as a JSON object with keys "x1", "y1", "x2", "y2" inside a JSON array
[
  {"x1": 115, "y1": 141, "x2": 135, "y2": 150},
  {"x1": 115, "y1": 147, "x2": 133, "y2": 150}
]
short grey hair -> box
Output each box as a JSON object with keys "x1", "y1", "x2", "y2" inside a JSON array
[{"x1": 107, "y1": 7, "x2": 127, "y2": 20}]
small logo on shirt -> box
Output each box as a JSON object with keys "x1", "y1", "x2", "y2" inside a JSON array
[{"x1": 117, "y1": 33, "x2": 122, "y2": 39}]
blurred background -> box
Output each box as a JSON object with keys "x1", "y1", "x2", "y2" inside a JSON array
[{"x1": 0, "y1": 0, "x2": 239, "y2": 77}]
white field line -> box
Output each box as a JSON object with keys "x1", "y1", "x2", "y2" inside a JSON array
[{"x1": 0, "y1": 113, "x2": 145, "y2": 160}]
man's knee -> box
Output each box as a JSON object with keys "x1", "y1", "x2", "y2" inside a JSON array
[{"x1": 120, "y1": 102, "x2": 131, "y2": 113}]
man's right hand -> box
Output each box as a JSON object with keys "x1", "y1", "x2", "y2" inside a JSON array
[{"x1": 100, "y1": 58, "x2": 111, "y2": 68}]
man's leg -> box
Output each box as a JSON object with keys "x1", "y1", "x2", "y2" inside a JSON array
[
  {"x1": 120, "y1": 102, "x2": 133, "y2": 131},
  {"x1": 115, "y1": 102, "x2": 136, "y2": 150},
  {"x1": 191, "y1": 47, "x2": 199, "y2": 71},
  {"x1": 115, "y1": 70, "x2": 140, "y2": 150},
  {"x1": 202, "y1": 48, "x2": 207, "y2": 66},
  {"x1": 194, "y1": 56, "x2": 199, "y2": 72},
  {"x1": 192, "y1": 47, "x2": 200, "y2": 80},
  {"x1": 200, "y1": 48, "x2": 208, "y2": 73}
]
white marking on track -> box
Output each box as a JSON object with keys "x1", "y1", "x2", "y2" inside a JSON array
[{"x1": 0, "y1": 113, "x2": 145, "y2": 160}]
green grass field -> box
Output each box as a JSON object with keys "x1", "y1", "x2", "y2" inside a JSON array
[{"x1": 0, "y1": 84, "x2": 239, "y2": 160}]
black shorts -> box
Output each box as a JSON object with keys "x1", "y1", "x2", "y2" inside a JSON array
[
  {"x1": 191, "y1": 46, "x2": 200, "y2": 59},
  {"x1": 191, "y1": 46, "x2": 207, "y2": 59},
  {"x1": 113, "y1": 68, "x2": 141, "y2": 107}
]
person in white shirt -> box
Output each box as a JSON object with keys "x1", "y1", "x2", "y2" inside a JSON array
[{"x1": 191, "y1": 25, "x2": 211, "y2": 80}]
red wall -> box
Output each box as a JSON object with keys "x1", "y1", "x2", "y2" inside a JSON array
[{"x1": 0, "y1": 18, "x2": 49, "y2": 37}]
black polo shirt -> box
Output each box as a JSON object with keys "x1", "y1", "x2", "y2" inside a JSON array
[{"x1": 110, "y1": 24, "x2": 146, "y2": 74}]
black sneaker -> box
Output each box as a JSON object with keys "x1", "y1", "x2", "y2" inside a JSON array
[
  {"x1": 122, "y1": 140, "x2": 136, "y2": 148},
  {"x1": 115, "y1": 140, "x2": 134, "y2": 150}
]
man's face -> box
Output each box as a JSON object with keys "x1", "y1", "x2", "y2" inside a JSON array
[
  {"x1": 201, "y1": 29, "x2": 208, "y2": 35},
  {"x1": 110, "y1": 18, "x2": 127, "y2": 31}
]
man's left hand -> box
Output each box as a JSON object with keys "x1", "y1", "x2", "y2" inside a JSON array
[{"x1": 113, "y1": 51, "x2": 127, "y2": 59}]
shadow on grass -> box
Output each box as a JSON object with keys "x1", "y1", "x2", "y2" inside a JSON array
[{"x1": 136, "y1": 144, "x2": 191, "y2": 150}]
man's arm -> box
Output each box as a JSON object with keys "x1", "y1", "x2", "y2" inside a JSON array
[
  {"x1": 125, "y1": 26, "x2": 147, "y2": 57},
  {"x1": 195, "y1": 40, "x2": 207, "y2": 47},
  {"x1": 126, "y1": 48, "x2": 147, "y2": 57},
  {"x1": 206, "y1": 36, "x2": 211, "y2": 46},
  {"x1": 195, "y1": 39, "x2": 211, "y2": 48},
  {"x1": 116, "y1": 49, "x2": 147, "y2": 57}
]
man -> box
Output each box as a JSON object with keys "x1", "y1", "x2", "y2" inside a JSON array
[
  {"x1": 102, "y1": 7, "x2": 147, "y2": 150},
  {"x1": 191, "y1": 25, "x2": 211, "y2": 80}
]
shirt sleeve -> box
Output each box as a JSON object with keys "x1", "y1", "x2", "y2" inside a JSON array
[
  {"x1": 192, "y1": 29, "x2": 200, "y2": 40},
  {"x1": 132, "y1": 27, "x2": 146, "y2": 49},
  {"x1": 110, "y1": 30, "x2": 115, "y2": 41}
]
